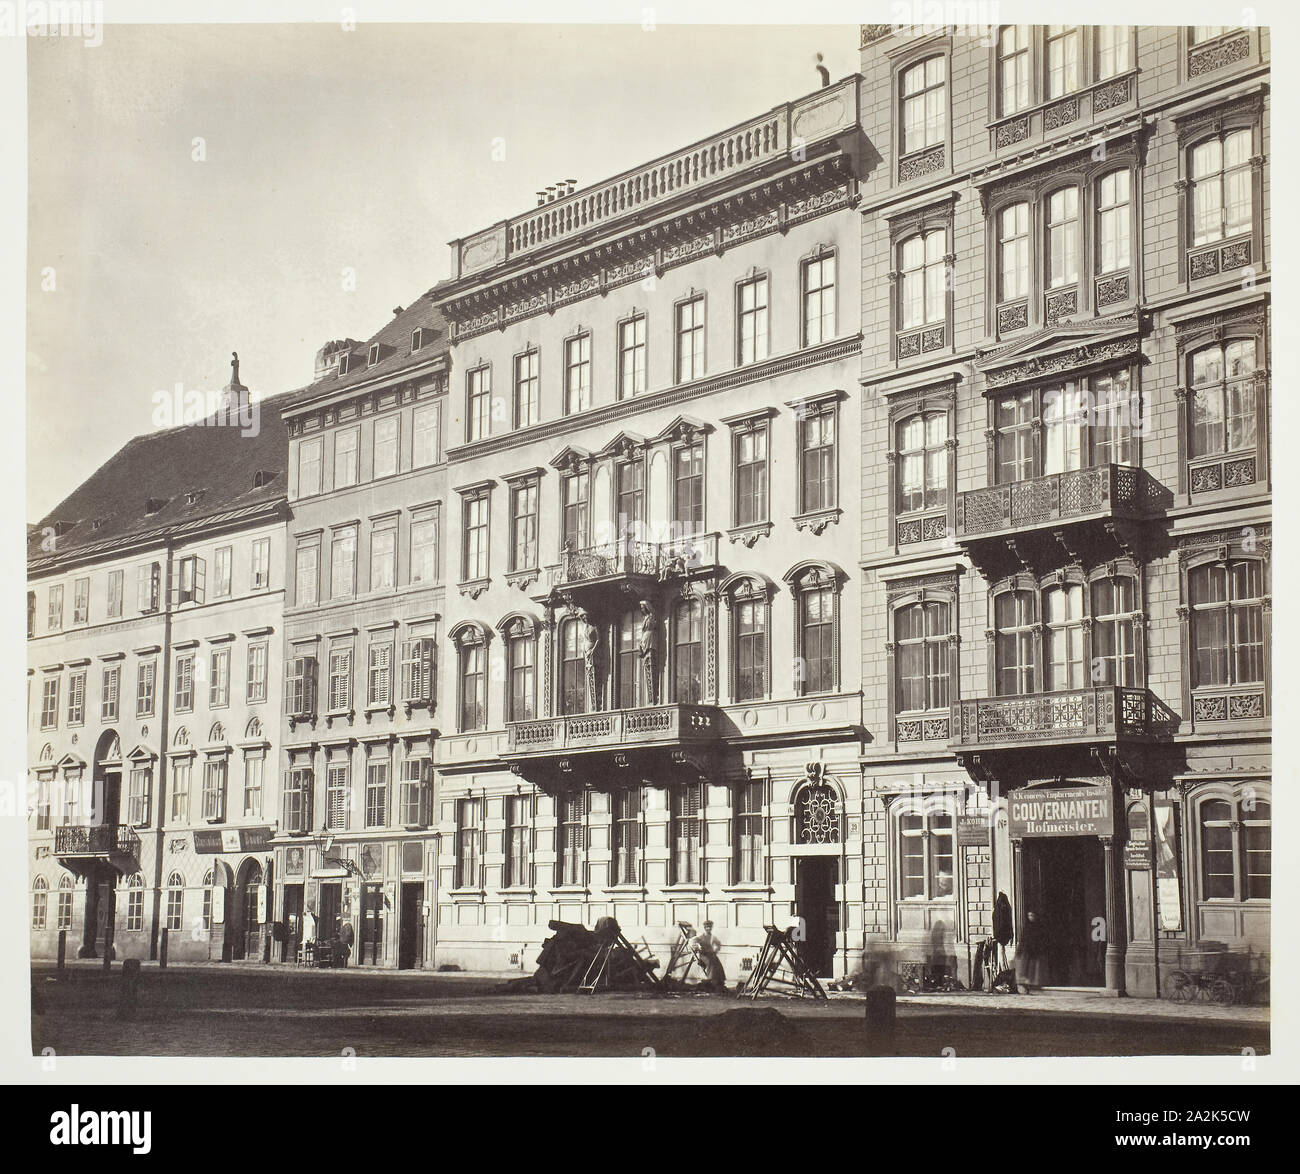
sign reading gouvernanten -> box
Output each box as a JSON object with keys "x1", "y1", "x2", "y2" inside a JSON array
[{"x1": 1007, "y1": 786, "x2": 1114, "y2": 838}]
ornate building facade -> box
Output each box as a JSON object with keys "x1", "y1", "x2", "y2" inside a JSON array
[
  {"x1": 427, "y1": 76, "x2": 867, "y2": 978},
  {"x1": 857, "y1": 23, "x2": 1270, "y2": 995}
]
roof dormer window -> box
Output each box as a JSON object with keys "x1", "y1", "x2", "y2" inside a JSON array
[
  {"x1": 411, "y1": 327, "x2": 427, "y2": 352},
  {"x1": 337, "y1": 353, "x2": 351, "y2": 376},
  {"x1": 368, "y1": 343, "x2": 381, "y2": 367},
  {"x1": 144, "y1": 497, "x2": 168, "y2": 515}
]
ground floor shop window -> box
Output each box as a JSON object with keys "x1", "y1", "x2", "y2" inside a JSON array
[
  {"x1": 671, "y1": 785, "x2": 703, "y2": 884},
  {"x1": 1198, "y1": 791, "x2": 1270, "y2": 901},
  {"x1": 898, "y1": 808, "x2": 955, "y2": 899}
]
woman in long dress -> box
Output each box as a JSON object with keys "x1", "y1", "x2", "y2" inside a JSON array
[{"x1": 1017, "y1": 911, "x2": 1049, "y2": 992}]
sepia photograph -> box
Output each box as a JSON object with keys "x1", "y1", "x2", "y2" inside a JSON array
[{"x1": 6, "y1": 1, "x2": 1296, "y2": 1143}]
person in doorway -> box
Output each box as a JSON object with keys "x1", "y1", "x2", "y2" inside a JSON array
[
  {"x1": 1017, "y1": 911, "x2": 1048, "y2": 993},
  {"x1": 302, "y1": 908, "x2": 316, "y2": 946},
  {"x1": 337, "y1": 919, "x2": 355, "y2": 967},
  {"x1": 689, "y1": 921, "x2": 726, "y2": 991}
]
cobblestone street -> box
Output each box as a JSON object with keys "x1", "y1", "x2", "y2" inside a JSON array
[{"x1": 31, "y1": 963, "x2": 1269, "y2": 1059}]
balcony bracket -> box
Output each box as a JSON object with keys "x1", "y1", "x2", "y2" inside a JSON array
[{"x1": 1052, "y1": 527, "x2": 1080, "y2": 565}]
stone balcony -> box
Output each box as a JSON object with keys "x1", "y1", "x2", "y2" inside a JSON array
[
  {"x1": 54, "y1": 823, "x2": 141, "y2": 876},
  {"x1": 546, "y1": 532, "x2": 720, "y2": 594}
]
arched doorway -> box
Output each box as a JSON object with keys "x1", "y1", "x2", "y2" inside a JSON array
[
  {"x1": 790, "y1": 773, "x2": 843, "y2": 980},
  {"x1": 233, "y1": 858, "x2": 263, "y2": 961}
]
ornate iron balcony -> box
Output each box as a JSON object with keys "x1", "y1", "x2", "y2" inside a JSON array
[
  {"x1": 951, "y1": 686, "x2": 1168, "y2": 750},
  {"x1": 955, "y1": 464, "x2": 1161, "y2": 541},
  {"x1": 504, "y1": 703, "x2": 720, "y2": 758},
  {"x1": 54, "y1": 824, "x2": 141, "y2": 858}
]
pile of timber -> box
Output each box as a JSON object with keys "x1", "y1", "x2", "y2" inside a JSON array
[{"x1": 501, "y1": 918, "x2": 661, "y2": 994}]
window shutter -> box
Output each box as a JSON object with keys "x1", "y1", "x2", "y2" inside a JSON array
[
  {"x1": 400, "y1": 640, "x2": 416, "y2": 702},
  {"x1": 194, "y1": 556, "x2": 206, "y2": 604},
  {"x1": 420, "y1": 638, "x2": 435, "y2": 703}
]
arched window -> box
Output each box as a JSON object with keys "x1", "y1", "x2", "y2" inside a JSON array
[
  {"x1": 450, "y1": 624, "x2": 489, "y2": 731},
  {"x1": 1045, "y1": 187, "x2": 1080, "y2": 288},
  {"x1": 1091, "y1": 575, "x2": 1139, "y2": 685},
  {"x1": 31, "y1": 877, "x2": 48, "y2": 930},
  {"x1": 165, "y1": 871, "x2": 185, "y2": 932},
  {"x1": 733, "y1": 595, "x2": 767, "y2": 703},
  {"x1": 895, "y1": 600, "x2": 951, "y2": 712},
  {"x1": 1190, "y1": 129, "x2": 1253, "y2": 247},
  {"x1": 1189, "y1": 340, "x2": 1257, "y2": 459},
  {"x1": 1189, "y1": 559, "x2": 1266, "y2": 687},
  {"x1": 503, "y1": 619, "x2": 537, "y2": 722},
  {"x1": 57, "y1": 875, "x2": 73, "y2": 930},
  {"x1": 789, "y1": 566, "x2": 839, "y2": 696},
  {"x1": 900, "y1": 55, "x2": 946, "y2": 155},
  {"x1": 673, "y1": 598, "x2": 704, "y2": 704},
  {"x1": 897, "y1": 412, "x2": 948, "y2": 515},
  {"x1": 1096, "y1": 170, "x2": 1132, "y2": 276},
  {"x1": 997, "y1": 202, "x2": 1030, "y2": 303},
  {"x1": 1198, "y1": 792, "x2": 1270, "y2": 901},
  {"x1": 795, "y1": 780, "x2": 842, "y2": 845},
  {"x1": 125, "y1": 874, "x2": 145, "y2": 932},
  {"x1": 1043, "y1": 582, "x2": 1085, "y2": 690},
  {"x1": 899, "y1": 230, "x2": 946, "y2": 329},
  {"x1": 995, "y1": 588, "x2": 1037, "y2": 695}
]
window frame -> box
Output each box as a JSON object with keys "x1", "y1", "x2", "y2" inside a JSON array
[
  {"x1": 513, "y1": 347, "x2": 540, "y2": 428},
  {"x1": 674, "y1": 293, "x2": 706, "y2": 383}
]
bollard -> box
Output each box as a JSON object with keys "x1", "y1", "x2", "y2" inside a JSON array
[
  {"x1": 159, "y1": 928, "x2": 168, "y2": 970},
  {"x1": 118, "y1": 958, "x2": 140, "y2": 1020},
  {"x1": 863, "y1": 985, "x2": 897, "y2": 1056},
  {"x1": 57, "y1": 930, "x2": 66, "y2": 977}
]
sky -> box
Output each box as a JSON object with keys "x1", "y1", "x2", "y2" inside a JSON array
[{"x1": 25, "y1": 20, "x2": 854, "y2": 520}]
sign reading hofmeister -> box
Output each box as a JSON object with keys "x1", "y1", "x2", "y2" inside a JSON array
[{"x1": 1007, "y1": 787, "x2": 1113, "y2": 838}]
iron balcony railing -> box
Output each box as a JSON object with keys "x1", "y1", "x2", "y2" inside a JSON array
[
  {"x1": 54, "y1": 824, "x2": 142, "y2": 858},
  {"x1": 951, "y1": 686, "x2": 1167, "y2": 748},
  {"x1": 552, "y1": 532, "x2": 719, "y2": 587},
  {"x1": 955, "y1": 464, "x2": 1157, "y2": 540},
  {"x1": 504, "y1": 704, "x2": 720, "y2": 756}
]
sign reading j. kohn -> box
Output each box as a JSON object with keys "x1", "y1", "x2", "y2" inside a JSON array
[{"x1": 1007, "y1": 786, "x2": 1113, "y2": 838}]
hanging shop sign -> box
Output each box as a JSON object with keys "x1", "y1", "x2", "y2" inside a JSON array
[{"x1": 1007, "y1": 786, "x2": 1113, "y2": 838}]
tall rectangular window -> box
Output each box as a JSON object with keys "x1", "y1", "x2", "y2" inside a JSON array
[
  {"x1": 174, "y1": 654, "x2": 194, "y2": 713},
  {"x1": 1190, "y1": 560, "x2": 1265, "y2": 688},
  {"x1": 1046, "y1": 187, "x2": 1080, "y2": 288},
  {"x1": 675, "y1": 296, "x2": 705, "y2": 382},
  {"x1": 101, "y1": 666, "x2": 120, "y2": 721},
  {"x1": 295, "y1": 542, "x2": 319, "y2": 606},
  {"x1": 900, "y1": 55, "x2": 946, "y2": 155},
  {"x1": 673, "y1": 443, "x2": 704, "y2": 537},
  {"x1": 461, "y1": 493, "x2": 489, "y2": 581},
  {"x1": 1045, "y1": 25, "x2": 1080, "y2": 99},
  {"x1": 250, "y1": 538, "x2": 270, "y2": 590},
  {"x1": 48, "y1": 584, "x2": 63, "y2": 631},
  {"x1": 505, "y1": 794, "x2": 530, "y2": 887},
  {"x1": 556, "y1": 791, "x2": 584, "y2": 887},
  {"x1": 412, "y1": 402, "x2": 441, "y2": 467},
  {"x1": 171, "y1": 760, "x2": 191, "y2": 823},
  {"x1": 671, "y1": 785, "x2": 702, "y2": 885},
  {"x1": 1096, "y1": 170, "x2": 1132, "y2": 275},
  {"x1": 800, "y1": 588, "x2": 835, "y2": 694},
  {"x1": 733, "y1": 424, "x2": 769, "y2": 526},
  {"x1": 459, "y1": 643, "x2": 486, "y2": 731},
  {"x1": 283, "y1": 767, "x2": 312, "y2": 834},
  {"x1": 40, "y1": 677, "x2": 59, "y2": 729},
  {"x1": 618, "y1": 315, "x2": 647, "y2": 398},
  {"x1": 298, "y1": 437, "x2": 323, "y2": 497},
  {"x1": 66, "y1": 671, "x2": 86, "y2": 725},
  {"x1": 136, "y1": 660, "x2": 156, "y2": 718},
  {"x1": 399, "y1": 758, "x2": 431, "y2": 827},
  {"x1": 456, "y1": 797, "x2": 483, "y2": 888},
  {"x1": 564, "y1": 333, "x2": 592, "y2": 414},
  {"x1": 411, "y1": 511, "x2": 440, "y2": 585},
  {"x1": 737, "y1": 276, "x2": 769, "y2": 365},
  {"x1": 467, "y1": 367, "x2": 491, "y2": 441},
  {"x1": 998, "y1": 203, "x2": 1030, "y2": 302},
  {"x1": 802, "y1": 253, "x2": 836, "y2": 346},
  {"x1": 328, "y1": 645, "x2": 352, "y2": 712},
  {"x1": 613, "y1": 787, "x2": 642, "y2": 886},
  {"x1": 673, "y1": 598, "x2": 704, "y2": 704},
  {"x1": 326, "y1": 763, "x2": 350, "y2": 831},
  {"x1": 1096, "y1": 26, "x2": 1131, "y2": 79},
  {"x1": 900, "y1": 231, "x2": 946, "y2": 329},
  {"x1": 995, "y1": 391, "x2": 1036, "y2": 484},
  {"x1": 335, "y1": 427, "x2": 359, "y2": 488},
  {"x1": 998, "y1": 25, "x2": 1030, "y2": 115},
  {"x1": 370, "y1": 525, "x2": 396, "y2": 591},
  {"x1": 1192, "y1": 129, "x2": 1253, "y2": 247},
  {"x1": 367, "y1": 641, "x2": 393, "y2": 707},
  {"x1": 510, "y1": 481, "x2": 539, "y2": 571},
  {"x1": 895, "y1": 600, "x2": 951, "y2": 711},
  {"x1": 107, "y1": 570, "x2": 123, "y2": 618},
  {"x1": 214, "y1": 546, "x2": 232, "y2": 597},
  {"x1": 616, "y1": 459, "x2": 646, "y2": 537},
  {"x1": 995, "y1": 590, "x2": 1038, "y2": 695},
  {"x1": 514, "y1": 349, "x2": 540, "y2": 427},
  {"x1": 799, "y1": 409, "x2": 836, "y2": 514},
  {"x1": 734, "y1": 779, "x2": 765, "y2": 884},
  {"x1": 734, "y1": 599, "x2": 767, "y2": 702},
  {"x1": 373, "y1": 416, "x2": 399, "y2": 478},
  {"x1": 331, "y1": 526, "x2": 356, "y2": 599},
  {"x1": 247, "y1": 642, "x2": 268, "y2": 703},
  {"x1": 209, "y1": 648, "x2": 230, "y2": 708},
  {"x1": 73, "y1": 577, "x2": 90, "y2": 624},
  {"x1": 1190, "y1": 341, "x2": 1256, "y2": 459},
  {"x1": 202, "y1": 758, "x2": 227, "y2": 822},
  {"x1": 243, "y1": 753, "x2": 264, "y2": 818},
  {"x1": 561, "y1": 471, "x2": 590, "y2": 552},
  {"x1": 507, "y1": 628, "x2": 536, "y2": 721},
  {"x1": 365, "y1": 758, "x2": 389, "y2": 828}
]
